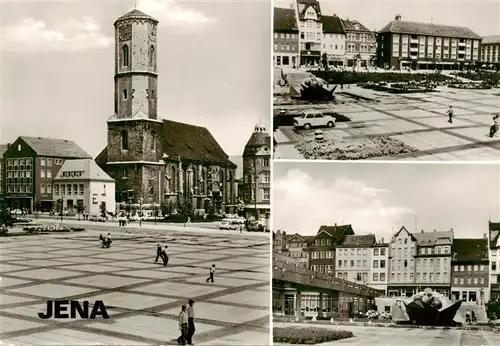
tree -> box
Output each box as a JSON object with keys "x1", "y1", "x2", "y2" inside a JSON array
[
  {"x1": 75, "y1": 200, "x2": 85, "y2": 220},
  {"x1": 99, "y1": 202, "x2": 107, "y2": 219},
  {"x1": 33, "y1": 200, "x2": 42, "y2": 219},
  {"x1": 178, "y1": 202, "x2": 194, "y2": 223},
  {"x1": 160, "y1": 199, "x2": 174, "y2": 217},
  {"x1": 0, "y1": 199, "x2": 11, "y2": 227},
  {"x1": 321, "y1": 53, "x2": 329, "y2": 71},
  {"x1": 54, "y1": 199, "x2": 63, "y2": 216}
]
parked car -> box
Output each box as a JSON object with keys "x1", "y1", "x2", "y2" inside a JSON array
[
  {"x1": 89, "y1": 214, "x2": 106, "y2": 222},
  {"x1": 293, "y1": 111, "x2": 336, "y2": 130},
  {"x1": 219, "y1": 219, "x2": 237, "y2": 230}
]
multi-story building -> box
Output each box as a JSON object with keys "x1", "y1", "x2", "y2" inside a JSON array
[
  {"x1": 306, "y1": 224, "x2": 354, "y2": 274},
  {"x1": 274, "y1": 7, "x2": 300, "y2": 67},
  {"x1": 321, "y1": 14, "x2": 345, "y2": 67},
  {"x1": 283, "y1": 233, "x2": 313, "y2": 268},
  {"x1": 242, "y1": 123, "x2": 270, "y2": 221},
  {"x1": 3, "y1": 137, "x2": 91, "y2": 212},
  {"x1": 52, "y1": 159, "x2": 116, "y2": 216},
  {"x1": 296, "y1": 0, "x2": 323, "y2": 66},
  {"x1": 370, "y1": 241, "x2": 389, "y2": 294},
  {"x1": 388, "y1": 227, "x2": 453, "y2": 297},
  {"x1": 0, "y1": 144, "x2": 7, "y2": 199},
  {"x1": 377, "y1": 15, "x2": 481, "y2": 70},
  {"x1": 335, "y1": 234, "x2": 375, "y2": 284},
  {"x1": 95, "y1": 9, "x2": 237, "y2": 214},
  {"x1": 481, "y1": 35, "x2": 500, "y2": 66},
  {"x1": 451, "y1": 237, "x2": 489, "y2": 304},
  {"x1": 273, "y1": 230, "x2": 287, "y2": 253},
  {"x1": 489, "y1": 221, "x2": 500, "y2": 301},
  {"x1": 342, "y1": 18, "x2": 376, "y2": 68}
]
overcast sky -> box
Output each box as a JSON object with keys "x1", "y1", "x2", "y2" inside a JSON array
[
  {"x1": 275, "y1": 0, "x2": 499, "y2": 36},
  {"x1": 274, "y1": 162, "x2": 500, "y2": 241},
  {"x1": 0, "y1": 0, "x2": 271, "y2": 158}
]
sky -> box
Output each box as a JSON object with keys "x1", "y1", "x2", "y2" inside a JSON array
[
  {"x1": 0, "y1": 0, "x2": 271, "y2": 158},
  {"x1": 273, "y1": 162, "x2": 500, "y2": 241},
  {"x1": 275, "y1": 0, "x2": 499, "y2": 36}
]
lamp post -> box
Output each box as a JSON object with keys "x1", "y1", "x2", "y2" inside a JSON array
[
  {"x1": 59, "y1": 195, "x2": 64, "y2": 222},
  {"x1": 138, "y1": 197, "x2": 143, "y2": 227}
]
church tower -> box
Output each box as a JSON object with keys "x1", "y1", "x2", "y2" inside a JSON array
[{"x1": 106, "y1": 9, "x2": 164, "y2": 205}]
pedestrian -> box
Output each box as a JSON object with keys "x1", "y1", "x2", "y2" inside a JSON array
[
  {"x1": 154, "y1": 243, "x2": 162, "y2": 263},
  {"x1": 446, "y1": 106, "x2": 454, "y2": 124},
  {"x1": 206, "y1": 264, "x2": 215, "y2": 283},
  {"x1": 177, "y1": 305, "x2": 189, "y2": 345},
  {"x1": 187, "y1": 299, "x2": 195, "y2": 345},
  {"x1": 465, "y1": 311, "x2": 470, "y2": 324},
  {"x1": 471, "y1": 310, "x2": 476, "y2": 324},
  {"x1": 162, "y1": 245, "x2": 169, "y2": 267},
  {"x1": 489, "y1": 114, "x2": 499, "y2": 138}
]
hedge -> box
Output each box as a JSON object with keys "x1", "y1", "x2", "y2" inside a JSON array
[
  {"x1": 273, "y1": 327, "x2": 353, "y2": 344},
  {"x1": 309, "y1": 71, "x2": 453, "y2": 84}
]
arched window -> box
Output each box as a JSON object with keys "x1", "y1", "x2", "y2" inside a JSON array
[
  {"x1": 122, "y1": 45, "x2": 129, "y2": 67},
  {"x1": 170, "y1": 166, "x2": 176, "y2": 192},
  {"x1": 149, "y1": 45, "x2": 155, "y2": 67},
  {"x1": 121, "y1": 130, "x2": 128, "y2": 150},
  {"x1": 151, "y1": 131, "x2": 156, "y2": 151}
]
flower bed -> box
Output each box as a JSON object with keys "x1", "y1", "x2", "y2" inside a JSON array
[
  {"x1": 310, "y1": 71, "x2": 453, "y2": 85},
  {"x1": 296, "y1": 137, "x2": 417, "y2": 160},
  {"x1": 448, "y1": 83, "x2": 492, "y2": 90},
  {"x1": 273, "y1": 327, "x2": 353, "y2": 344},
  {"x1": 360, "y1": 81, "x2": 437, "y2": 93}
]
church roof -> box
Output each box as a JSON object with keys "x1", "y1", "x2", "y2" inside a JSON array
[
  {"x1": 96, "y1": 119, "x2": 236, "y2": 168},
  {"x1": 54, "y1": 159, "x2": 115, "y2": 182},
  {"x1": 115, "y1": 9, "x2": 158, "y2": 25}
]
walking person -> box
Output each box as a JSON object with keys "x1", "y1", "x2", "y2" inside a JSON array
[
  {"x1": 446, "y1": 106, "x2": 454, "y2": 124},
  {"x1": 162, "y1": 245, "x2": 169, "y2": 267},
  {"x1": 489, "y1": 114, "x2": 499, "y2": 138},
  {"x1": 186, "y1": 299, "x2": 195, "y2": 345},
  {"x1": 206, "y1": 264, "x2": 215, "y2": 283},
  {"x1": 154, "y1": 244, "x2": 162, "y2": 263},
  {"x1": 177, "y1": 305, "x2": 189, "y2": 345}
]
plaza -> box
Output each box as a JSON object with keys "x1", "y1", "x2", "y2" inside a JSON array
[
  {"x1": 0, "y1": 223, "x2": 270, "y2": 345},
  {"x1": 274, "y1": 86, "x2": 500, "y2": 161},
  {"x1": 273, "y1": 322, "x2": 500, "y2": 346}
]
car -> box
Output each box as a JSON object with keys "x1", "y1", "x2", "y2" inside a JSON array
[
  {"x1": 293, "y1": 111, "x2": 336, "y2": 130},
  {"x1": 89, "y1": 214, "x2": 106, "y2": 222},
  {"x1": 219, "y1": 219, "x2": 237, "y2": 230}
]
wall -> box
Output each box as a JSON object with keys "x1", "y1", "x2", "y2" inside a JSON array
[{"x1": 89, "y1": 180, "x2": 116, "y2": 214}]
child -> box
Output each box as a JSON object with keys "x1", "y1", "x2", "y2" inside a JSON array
[{"x1": 206, "y1": 264, "x2": 215, "y2": 283}]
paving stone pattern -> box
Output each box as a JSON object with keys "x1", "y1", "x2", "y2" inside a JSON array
[
  {"x1": 273, "y1": 323, "x2": 500, "y2": 346},
  {"x1": 275, "y1": 88, "x2": 500, "y2": 161},
  {"x1": 0, "y1": 228, "x2": 270, "y2": 345}
]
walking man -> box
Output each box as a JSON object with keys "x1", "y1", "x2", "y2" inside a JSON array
[
  {"x1": 206, "y1": 264, "x2": 215, "y2": 283},
  {"x1": 177, "y1": 305, "x2": 189, "y2": 345},
  {"x1": 489, "y1": 114, "x2": 499, "y2": 138},
  {"x1": 162, "y1": 245, "x2": 169, "y2": 267},
  {"x1": 446, "y1": 106, "x2": 454, "y2": 124},
  {"x1": 154, "y1": 244, "x2": 162, "y2": 263},
  {"x1": 187, "y1": 299, "x2": 195, "y2": 345}
]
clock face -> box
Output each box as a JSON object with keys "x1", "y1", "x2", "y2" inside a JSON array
[{"x1": 119, "y1": 24, "x2": 132, "y2": 42}]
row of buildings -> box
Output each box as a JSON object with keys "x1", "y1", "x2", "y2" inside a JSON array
[
  {"x1": 273, "y1": 222, "x2": 500, "y2": 304},
  {"x1": 273, "y1": 0, "x2": 500, "y2": 70},
  {"x1": 0, "y1": 9, "x2": 271, "y2": 221}
]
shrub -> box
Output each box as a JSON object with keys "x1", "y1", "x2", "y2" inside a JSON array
[
  {"x1": 273, "y1": 327, "x2": 353, "y2": 344},
  {"x1": 309, "y1": 71, "x2": 452, "y2": 84}
]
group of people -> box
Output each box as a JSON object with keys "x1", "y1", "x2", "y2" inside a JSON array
[
  {"x1": 445, "y1": 107, "x2": 499, "y2": 138},
  {"x1": 99, "y1": 233, "x2": 112, "y2": 248},
  {"x1": 155, "y1": 244, "x2": 169, "y2": 267},
  {"x1": 178, "y1": 299, "x2": 196, "y2": 345},
  {"x1": 465, "y1": 309, "x2": 477, "y2": 324}
]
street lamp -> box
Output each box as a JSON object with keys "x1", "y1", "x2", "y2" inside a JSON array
[
  {"x1": 59, "y1": 195, "x2": 64, "y2": 222},
  {"x1": 138, "y1": 197, "x2": 143, "y2": 227}
]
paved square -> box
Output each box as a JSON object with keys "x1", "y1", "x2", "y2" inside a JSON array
[
  {"x1": 275, "y1": 87, "x2": 500, "y2": 161},
  {"x1": 0, "y1": 224, "x2": 270, "y2": 345}
]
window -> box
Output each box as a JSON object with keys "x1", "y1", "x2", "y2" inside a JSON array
[
  {"x1": 263, "y1": 158, "x2": 269, "y2": 167},
  {"x1": 363, "y1": 260, "x2": 367, "y2": 267},
  {"x1": 373, "y1": 260, "x2": 379, "y2": 268},
  {"x1": 320, "y1": 251, "x2": 325, "y2": 259},
  {"x1": 454, "y1": 277, "x2": 458, "y2": 284},
  {"x1": 122, "y1": 45, "x2": 129, "y2": 66},
  {"x1": 41, "y1": 184, "x2": 46, "y2": 193},
  {"x1": 380, "y1": 260, "x2": 386, "y2": 268},
  {"x1": 149, "y1": 45, "x2": 155, "y2": 67},
  {"x1": 374, "y1": 248, "x2": 379, "y2": 256},
  {"x1": 404, "y1": 260, "x2": 407, "y2": 268},
  {"x1": 41, "y1": 170, "x2": 46, "y2": 178},
  {"x1": 381, "y1": 248, "x2": 386, "y2": 256},
  {"x1": 122, "y1": 169, "x2": 128, "y2": 179},
  {"x1": 47, "y1": 171, "x2": 52, "y2": 179},
  {"x1": 47, "y1": 185, "x2": 52, "y2": 193},
  {"x1": 466, "y1": 265, "x2": 472, "y2": 272},
  {"x1": 338, "y1": 260, "x2": 342, "y2": 267},
  {"x1": 262, "y1": 172, "x2": 271, "y2": 183},
  {"x1": 373, "y1": 273, "x2": 379, "y2": 281},
  {"x1": 123, "y1": 89, "x2": 128, "y2": 100},
  {"x1": 79, "y1": 184, "x2": 84, "y2": 195},
  {"x1": 350, "y1": 260, "x2": 354, "y2": 267},
  {"x1": 474, "y1": 277, "x2": 478, "y2": 284},
  {"x1": 41, "y1": 158, "x2": 46, "y2": 166},
  {"x1": 151, "y1": 131, "x2": 156, "y2": 151},
  {"x1": 47, "y1": 158, "x2": 52, "y2": 166},
  {"x1": 121, "y1": 130, "x2": 128, "y2": 150},
  {"x1": 356, "y1": 273, "x2": 362, "y2": 281},
  {"x1": 55, "y1": 185, "x2": 59, "y2": 194},
  {"x1": 357, "y1": 260, "x2": 361, "y2": 267},
  {"x1": 493, "y1": 262, "x2": 497, "y2": 271}
]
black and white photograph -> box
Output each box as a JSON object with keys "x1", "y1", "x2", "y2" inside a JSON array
[
  {"x1": 0, "y1": 0, "x2": 271, "y2": 345},
  {"x1": 272, "y1": 161, "x2": 500, "y2": 345},
  {"x1": 273, "y1": 0, "x2": 500, "y2": 161}
]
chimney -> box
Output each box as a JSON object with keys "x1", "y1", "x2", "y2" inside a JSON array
[
  {"x1": 483, "y1": 233, "x2": 487, "y2": 239},
  {"x1": 395, "y1": 14, "x2": 401, "y2": 21}
]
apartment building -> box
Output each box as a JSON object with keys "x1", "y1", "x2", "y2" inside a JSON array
[
  {"x1": 377, "y1": 15, "x2": 481, "y2": 70},
  {"x1": 321, "y1": 14, "x2": 345, "y2": 67},
  {"x1": 273, "y1": 7, "x2": 300, "y2": 67},
  {"x1": 307, "y1": 224, "x2": 354, "y2": 274},
  {"x1": 342, "y1": 18, "x2": 376, "y2": 68},
  {"x1": 296, "y1": 0, "x2": 323, "y2": 66},
  {"x1": 451, "y1": 237, "x2": 490, "y2": 304},
  {"x1": 335, "y1": 234, "x2": 376, "y2": 284},
  {"x1": 371, "y1": 242, "x2": 389, "y2": 293},
  {"x1": 490, "y1": 221, "x2": 500, "y2": 301},
  {"x1": 0, "y1": 145, "x2": 7, "y2": 199},
  {"x1": 481, "y1": 35, "x2": 500, "y2": 65},
  {"x1": 283, "y1": 233, "x2": 313, "y2": 268},
  {"x1": 388, "y1": 226, "x2": 417, "y2": 297}
]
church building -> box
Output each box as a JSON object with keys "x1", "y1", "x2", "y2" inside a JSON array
[{"x1": 96, "y1": 9, "x2": 237, "y2": 214}]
